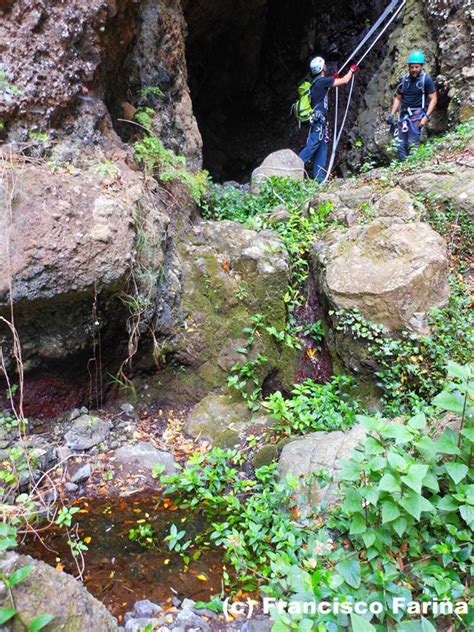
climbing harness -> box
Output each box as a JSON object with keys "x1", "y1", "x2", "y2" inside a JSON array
[{"x1": 322, "y1": 0, "x2": 407, "y2": 184}]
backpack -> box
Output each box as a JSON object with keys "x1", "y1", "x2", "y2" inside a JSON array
[{"x1": 292, "y1": 79, "x2": 316, "y2": 123}]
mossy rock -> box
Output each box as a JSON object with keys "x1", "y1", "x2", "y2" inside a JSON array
[
  {"x1": 162, "y1": 220, "x2": 299, "y2": 401},
  {"x1": 185, "y1": 393, "x2": 252, "y2": 443},
  {"x1": 252, "y1": 444, "x2": 279, "y2": 469}
]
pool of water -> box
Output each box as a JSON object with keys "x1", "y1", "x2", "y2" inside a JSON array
[{"x1": 21, "y1": 494, "x2": 224, "y2": 621}]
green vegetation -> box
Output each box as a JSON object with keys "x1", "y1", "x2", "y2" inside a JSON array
[
  {"x1": 358, "y1": 117, "x2": 474, "y2": 177},
  {"x1": 268, "y1": 362, "x2": 473, "y2": 631},
  {"x1": 132, "y1": 104, "x2": 209, "y2": 203},
  {"x1": 333, "y1": 278, "x2": 473, "y2": 415},
  {"x1": 265, "y1": 375, "x2": 362, "y2": 435},
  {"x1": 158, "y1": 364, "x2": 473, "y2": 630},
  {"x1": 160, "y1": 448, "x2": 309, "y2": 590},
  {"x1": 202, "y1": 177, "x2": 321, "y2": 224}
]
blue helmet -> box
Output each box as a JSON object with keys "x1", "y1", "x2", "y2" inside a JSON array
[{"x1": 408, "y1": 50, "x2": 425, "y2": 64}]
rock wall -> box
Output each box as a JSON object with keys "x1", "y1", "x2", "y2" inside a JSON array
[
  {"x1": 348, "y1": 0, "x2": 473, "y2": 166},
  {"x1": 0, "y1": 0, "x2": 201, "y2": 167}
]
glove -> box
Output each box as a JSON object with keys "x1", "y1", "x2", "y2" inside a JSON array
[
  {"x1": 387, "y1": 114, "x2": 395, "y2": 126},
  {"x1": 350, "y1": 64, "x2": 359, "y2": 73}
]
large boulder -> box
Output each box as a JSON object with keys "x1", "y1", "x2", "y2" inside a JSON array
[
  {"x1": 278, "y1": 425, "x2": 367, "y2": 514},
  {"x1": 0, "y1": 552, "x2": 118, "y2": 631},
  {"x1": 154, "y1": 220, "x2": 298, "y2": 402},
  {"x1": 251, "y1": 149, "x2": 304, "y2": 191},
  {"x1": 0, "y1": 160, "x2": 171, "y2": 376},
  {"x1": 316, "y1": 220, "x2": 449, "y2": 333}
]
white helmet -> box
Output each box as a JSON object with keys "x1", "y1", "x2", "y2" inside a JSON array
[{"x1": 310, "y1": 56, "x2": 325, "y2": 75}]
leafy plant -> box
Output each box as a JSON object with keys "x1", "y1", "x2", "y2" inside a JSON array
[
  {"x1": 128, "y1": 523, "x2": 155, "y2": 546},
  {"x1": 265, "y1": 375, "x2": 363, "y2": 435},
  {"x1": 333, "y1": 278, "x2": 473, "y2": 414},
  {"x1": 134, "y1": 133, "x2": 209, "y2": 203},
  {"x1": 0, "y1": 564, "x2": 54, "y2": 631},
  {"x1": 264, "y1": 363, "x2": 473, "y2": 630},
  {"x1": 160, "y1": 448, "x2": 309, "y2": 590},
  {"x1": 227, "y1": 353, "x2": 268, "y2": 412}
]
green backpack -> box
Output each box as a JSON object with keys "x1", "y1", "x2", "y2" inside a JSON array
[{"x1": 293, "y1": 79, "x2": 315, "y2": 123}]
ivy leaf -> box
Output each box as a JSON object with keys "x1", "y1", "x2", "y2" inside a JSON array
[
  {"x1": 362, "y1": 531, "x2": 376, "y2": 548},
  {"x1": 350, "y1": 612, "x2": 376, "y2": 632},
  {"x1": 420, "y1": 616, "x2": 437, "y2": 632},
  {"x1": 379, "y1": 473, "x2": 401, "y2": 493},
  {"x1": 398, "y1": 491, "x2": 435, "y2": 521},
  {"x1": 432, "y1": 390, "x2": 465, "y2": 415},
  {"x1": 392, "y1": 516, "x2": 408, "y2": 537},
  {"x1": 434, "y1": 430, "x2": 460, "y2": 455},
  {"x1": 436, "y1": 495, "x2": 459, "y2": 512},
  {"x1": 415, "y1": 436, "x2": 439, "y2": 460},
  {"x1": 28, "y1": 614, "x2": 55, "y2": 632},
  {"x1": 446, "y1": 361, "x2": 471, "y2": 381},
  {"x1": 349, "y1": 513, "x2": 367, "y2": 535},
  {"x1": 8, "y1": 565, "x2": 33, "y2": 587},
  {"x1": 0, "y1": 608, "x2": 17, "y2": 625},
  {"x1": 460, "y1": 504, "x2": 474, "y2": 527},
  {"x1": 364, "y1": 437, "x2": 385, "y2": 455},
  {"x1": 340, "y1": 459, "x2": 361, "y2": 482},
  {"x1": 358, "y1": 415, "x2": 386, "y2": 433},
  {"x1": 387, "y1": 450, "x2": 408, "y2": 472},
  {"x1": 341, "y1": 489, "x2": 362, "y2": 513},
  {"x1": 383, "y1": 423, "x2": 413, "y2": 445},
  {"x1": 401, "y1": 464, "x2": 429, "y2": 495},
  {"x1": 422, "y1": 472, "x2": 439, "y2": 493},
  {"x1": 460, "y1": 428, "x2": 474, "y2": 443},
  {"x1": 408, "y1": 412, "x2": 427, "y2": 430},
  {"x1": 445, "y1": 462, "x2": 469, "y2": 485},
  {"x1": 381, "y1": 500, "x2": 401, "y2": 524},
  {"x1": 362, "y1": 486, "x2": 380, "y2": 506},
  {"x1": 367, "y1": 455, "x2": 386, "y2": 471},
  {"x1": 335, "y1": 557, "x2": 361, "y2": 589}
]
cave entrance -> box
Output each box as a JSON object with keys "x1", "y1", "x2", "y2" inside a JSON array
[{"x1": 183, "y1": 0, "x2": 382, "y2": 182}]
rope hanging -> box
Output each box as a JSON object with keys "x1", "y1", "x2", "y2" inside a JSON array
[{"x1": 322, "y1": 0, "x2": 407, "y2": 184}]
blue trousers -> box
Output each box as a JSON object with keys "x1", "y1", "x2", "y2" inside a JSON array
[
  {"x1": 299, "y1": 122, "x2": 328, "y2": 182},
  {"x1": 395, "y1": 114, "x2": 424, "y2": 161}
]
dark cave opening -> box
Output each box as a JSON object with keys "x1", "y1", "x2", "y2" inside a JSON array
[{"x1": 183, "y1": 0, "x2": 386, "y2": 182}]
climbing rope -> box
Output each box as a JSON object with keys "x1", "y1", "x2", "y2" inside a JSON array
[{"x1": 323, "y1": 0, "x2": 407, "y2": 184}]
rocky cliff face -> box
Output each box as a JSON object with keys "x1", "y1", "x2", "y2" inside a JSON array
[
  {"x1": 0, "y1": 0, "x2": 472, "y2": 414},
  {"x1": 348, "y1": 0, "x2": 473, "y2": 167},
  {"x1": 0, "y1": 0, "x2": 201, "y2": 167}
]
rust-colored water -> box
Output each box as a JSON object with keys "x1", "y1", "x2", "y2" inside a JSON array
[{"x1": 21, "y1": 494, "x2": 224, "y2": 621}]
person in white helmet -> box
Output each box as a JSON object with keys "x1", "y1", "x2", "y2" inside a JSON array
[{"x1": 299, "y1": 56, "x2": 357, "y2": 182}]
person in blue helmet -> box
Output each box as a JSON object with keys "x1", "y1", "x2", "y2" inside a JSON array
[
  {"x1": 299, "y1": 56, "x2": 358, "y2": 182},
  {"x1": 388, "y1": 50, "x2": 438, "y2": 160}
]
